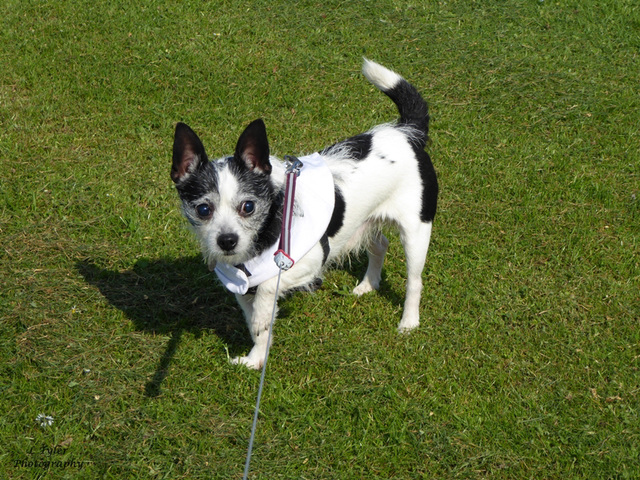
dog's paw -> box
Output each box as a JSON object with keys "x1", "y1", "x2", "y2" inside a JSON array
[
  {"x1": 397, "y1": 316, "x2": 419, "y2": 334},
  {"x1": 231, "y1": 355, "x2": 264, "y2": 370},
  {"x1": 353, "y1": 279, "x2": 379, "y2": 296}
]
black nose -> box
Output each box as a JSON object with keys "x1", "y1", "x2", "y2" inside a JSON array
[{"x1": 217, "y1": 233, "x2": 239, "y2": 252}]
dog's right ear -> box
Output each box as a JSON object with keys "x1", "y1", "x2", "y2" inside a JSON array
[{"x1": 171, "y1": 123, "x2": 208, "y2": 183}]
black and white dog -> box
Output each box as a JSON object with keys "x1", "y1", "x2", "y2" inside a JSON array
[{"x1": 171, "y1": 59, "x2": 438, "y2": 369}]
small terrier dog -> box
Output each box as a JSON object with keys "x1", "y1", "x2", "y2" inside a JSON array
[{"x1": 171, "y1": 59, "x2": 438, "y2": 369}]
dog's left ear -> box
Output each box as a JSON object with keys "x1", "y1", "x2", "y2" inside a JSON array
[{"x1": 234, "y1": 119, "x2": 272, "y2": 174}]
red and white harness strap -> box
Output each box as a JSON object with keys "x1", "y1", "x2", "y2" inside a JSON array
[{"x1": 274, "y1": 156, "x2": 303, "y2": 270}]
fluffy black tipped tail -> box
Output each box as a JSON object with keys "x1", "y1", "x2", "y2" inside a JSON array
[{"x1": 362, "y1": 59, "x2": 429, "y2": 147}]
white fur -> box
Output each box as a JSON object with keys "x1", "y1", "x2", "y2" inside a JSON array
[{"x1": 362, "y1": 58, "x2": 404, "y2": 91}]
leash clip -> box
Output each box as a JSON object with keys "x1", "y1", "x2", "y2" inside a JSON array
[
  {"x1": 284, "y1": 155, "x2": 303, "y2": 176},
  {"x1": 274, "y1": 250, "x2": 294, "y2": 270}
]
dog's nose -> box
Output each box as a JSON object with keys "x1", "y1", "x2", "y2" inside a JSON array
[{"x1": 217, "y1": 233, "x2": 239, "y2": 252}]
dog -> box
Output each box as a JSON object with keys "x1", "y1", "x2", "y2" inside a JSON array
[{"x1": 171, "y1": 59, "x2": 438, "y2": 369}]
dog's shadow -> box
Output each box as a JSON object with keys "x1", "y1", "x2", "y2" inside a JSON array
[
  {"x1": 77, "y1": 256, "x2": 250, "y2": 397},
  {"x1": 77, "y1": 254, "x2": 405, "y2": 397}
]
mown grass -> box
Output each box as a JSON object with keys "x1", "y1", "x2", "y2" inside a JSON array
[{"x1": 1, "y1": 0, "x2": 639, "y2": 478}]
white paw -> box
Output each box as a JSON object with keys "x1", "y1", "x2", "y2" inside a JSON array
[
  {"x1": 353, "y1": 279, "x2": 378, "y2": 296},
  {"x1": 231, "y1": 355, "x2": 263, "y2": 370},
  {"x1": 397, "y1": 316, "x2": 419, "y2": 334}
]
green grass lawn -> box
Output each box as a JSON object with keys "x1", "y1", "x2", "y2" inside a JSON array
[{"x1": 1, "y1": 0, "x2": 638, "y2": 478}]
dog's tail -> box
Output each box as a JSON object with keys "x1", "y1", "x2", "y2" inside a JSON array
[{"x1": 362, "y1": 58, "x2": 429, "y2": 148}]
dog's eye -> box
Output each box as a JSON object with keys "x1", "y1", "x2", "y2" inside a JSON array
[
  {"x1": 240, "y1": 201, "x2": 255, "y2": 216},
  {"x1": 195, "y1": 203, "x2": 213, "y2": 219}
]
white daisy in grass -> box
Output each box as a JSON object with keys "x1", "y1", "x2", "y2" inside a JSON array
[{"x1": 35, "y1": 414, "x2": 54, "y2": 428}]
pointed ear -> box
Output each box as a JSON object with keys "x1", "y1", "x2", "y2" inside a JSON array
[
  {"x1": 171, "y1": 123, "x2": 208, "y2": 183},
  {"x1": 234, "y1": 119, "x2": 271, "y2": 174}
]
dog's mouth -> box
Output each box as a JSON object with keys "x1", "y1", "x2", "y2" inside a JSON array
[
  {"x1": 205, "y1": 247, "x2": 243, "y2": 271},
  {"x1": 214, "y1": 248, "x2": 251, "y2": 265},
  {"x1": 206, "y1": 251, "x2": 240, "y2": 271}
]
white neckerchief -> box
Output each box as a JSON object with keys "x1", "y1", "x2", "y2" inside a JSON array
[{"x1": 214, "y1": 153, "x2": 334, "y2": 295}]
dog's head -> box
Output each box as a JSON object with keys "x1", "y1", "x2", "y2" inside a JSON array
[{"x1": 171, "y1": 120, "x2": 283, "y2": 269}]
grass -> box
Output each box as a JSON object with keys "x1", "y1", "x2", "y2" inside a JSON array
[{"x1": 1, "y1": 0, "x2": 639, "y2": 478}]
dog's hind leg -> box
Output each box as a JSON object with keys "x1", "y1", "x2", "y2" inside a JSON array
[
  {"x1": 397, "y1": 221, "x2": 433, "y2": 333},
  {"x1": 353, "y1": 233, "x2": 389, "y2": 296}
]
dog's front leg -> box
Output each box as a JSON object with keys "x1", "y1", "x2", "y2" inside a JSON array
[
  {"x1": 230, "y1": 246, "x2": 325, "y2": 369},
  {"x1": 231, "y1": 285, "x2": 278, "y2": 370}
]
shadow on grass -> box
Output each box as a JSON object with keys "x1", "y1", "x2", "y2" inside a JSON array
[
  {"x1": 77, "y1": 254, "x2": 406, "y2": 397},
  {"x1": 77, "y1": 256, "x2": 251, "y2": 397}
]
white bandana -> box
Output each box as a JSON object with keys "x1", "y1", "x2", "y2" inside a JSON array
[{"x1": 214, "y1": 153, "x2": 335, "y2": 295}]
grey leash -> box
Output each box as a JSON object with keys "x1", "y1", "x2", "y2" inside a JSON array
[
  {"x1": 242, "y1": 157, "x2": 303, "y2": 480},
  {"x1": 242, "y1": 269, "x2": 282, "y2": 480}
]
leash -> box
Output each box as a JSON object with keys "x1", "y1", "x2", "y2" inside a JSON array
[{"x1": 243, "y1": 156, "x2": 303, "y2": 480}]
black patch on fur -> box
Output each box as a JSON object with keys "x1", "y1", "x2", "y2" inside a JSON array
[
  {"x1": 415, "y1": 148, "x2": 438, "y2": 222},
  {"x1": 320, "y1": 233, "x2": 330, "y2": 264},
  {"x1": 325, "y1": 186, "x2": 346, "y2": 238},
  {"x1": 321, "y1": 133, "x2": 372, "y2": 161},
  {"x1": 254, "y1": 192, "x2": 284, "y2": 255},
  {"x1": 175, "y1": 162, "x2": 218, "y2": 206}
]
